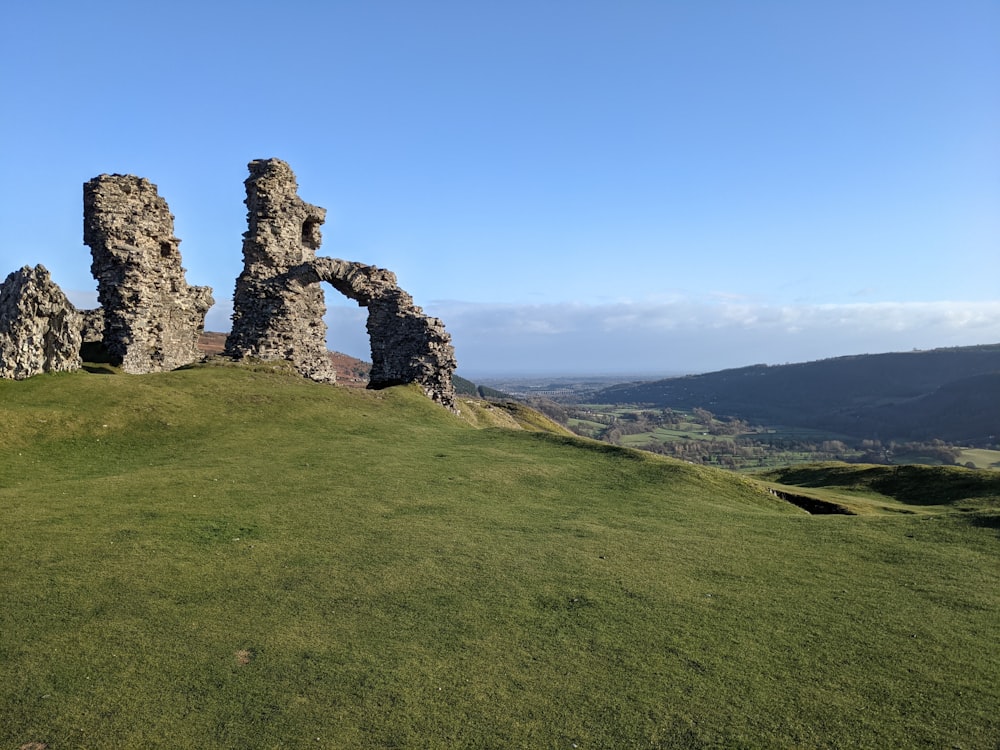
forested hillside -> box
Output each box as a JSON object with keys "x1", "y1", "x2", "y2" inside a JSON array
[{"x1": 593, "y1": 344, "x2": 1000, "y2": 443}]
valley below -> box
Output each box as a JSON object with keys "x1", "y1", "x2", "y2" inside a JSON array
[{"x1": 482, "y1": 344, "x2": 1000, "y2": 473}]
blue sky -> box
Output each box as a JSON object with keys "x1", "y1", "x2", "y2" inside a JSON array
[{"x1": 2, "y1": 1, "x2": 998, "y2": 376}]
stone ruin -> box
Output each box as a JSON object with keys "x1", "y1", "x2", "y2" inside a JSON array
[
  {"x1": 0, "y1": 265, "x2": 81, "y2": 380},
  {"x1": 0, "y1": 159, "x2": 458, "y2": 409},
  {"x1": 0, "y1": 176, "x2": 214, "y2": 379},
  {"x1": 83, "y1": 174, "x2": 214, "y2": 374},
  {"x1": 227, "y1": 159, "x2": 457, "y2": 409},
  {"x1": 310, "y1": 257, "x2": 456, "y2": 408},
  {"x1": 225, "y1": 159, "x2": 337, "y2": 383}
]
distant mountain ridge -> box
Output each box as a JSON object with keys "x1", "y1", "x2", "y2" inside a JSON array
[{"x1": 593, "y1": 344, "x2": 1000, "y2": 444}]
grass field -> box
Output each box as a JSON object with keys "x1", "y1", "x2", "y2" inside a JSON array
[
  {"x1": 957, "y1": 448, "x2": 1000, "y2": 469},
  {"x1": 1, "y1": 364, "x2": 998, "y2": 748},
  {"x1": 756, "y1": 462, "x2": 1000, "y2": 517}
]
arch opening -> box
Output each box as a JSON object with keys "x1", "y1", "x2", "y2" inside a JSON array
[{"x1": 225, "y1": 158, "x2": 457, "y2": 409}]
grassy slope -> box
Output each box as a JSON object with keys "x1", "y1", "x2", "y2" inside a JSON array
[
  {"x1": 1, "y1": 365, "x2": 998, "y2": 749},
  {"x1": 756, "y1": 462, "x2": 1000, "y2": 515},
  {"x1": 958, "y1": 447, "x2": 1000, "y2": 470}
]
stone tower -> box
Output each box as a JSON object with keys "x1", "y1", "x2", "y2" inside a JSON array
[
  {"x1": 83, "y1": 174, "x2": 213, "y2": 373},
  {"x1": 225, "y1": 158, "x2": 337, "y2": 382}
]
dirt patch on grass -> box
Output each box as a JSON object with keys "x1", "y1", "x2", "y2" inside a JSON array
[
  {"x1": 20, "y1": 743, "x2": 48, "y2": 750},
  {"x1": 235, "y1": 648, "x2": 253, "y2": 666}
]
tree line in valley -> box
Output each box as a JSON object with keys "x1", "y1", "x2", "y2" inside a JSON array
[{"x1": 518, "y1": 397, "x2": 978, "y2": 471}]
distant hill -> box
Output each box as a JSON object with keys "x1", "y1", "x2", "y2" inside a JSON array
[
  {"x1": 821, "y1": 371, "x2": 1000, "y2": 443},
  {"x1": 196, "y1": 331, "x2": 228, "y2": 355},
  {"x1": 592, "y1": 344, "x2": 1000, "y2": 444}
]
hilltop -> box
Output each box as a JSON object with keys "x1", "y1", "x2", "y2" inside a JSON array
[
  {"x1": 592, "y1": 343, "x2": 1000, "y2": 444},
  {"x1": 198, "y1": 331, "x2": 373, "y2": 387},
  {"x1": 1, "y1": 363, "x2": 998, "y2": 748}
]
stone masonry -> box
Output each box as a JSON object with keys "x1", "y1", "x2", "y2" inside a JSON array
[
  {"x1": 2, "y1": 160, "x2": 457, "y2": 407},
  {"x1": 225, "y1": 159, "x2": 337, "y2": 382},
  {"x1": 0, "y1": 264, "x2": 82, "y2": 379},
  {"x1": 308, "y1": 258, "x2": 457, "y2": 409},
  {"x1": 83, "y1": 174, "x2": 213, "y2": 373},
  {"x1": 227, "y1": 159, "x2": 457, "y2": 408}
]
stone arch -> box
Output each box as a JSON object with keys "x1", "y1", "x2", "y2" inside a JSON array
[
  {"x1": 307, "y1": 258, "x2": 457, "y2": 409},
  {"x1": 226, "y1": 158, "x2": 457, "y2": 409}
]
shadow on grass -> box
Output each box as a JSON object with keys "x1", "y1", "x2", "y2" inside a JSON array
[
  {"x1": 762, "y1": 463, "x2": 1000, "y2": 507},
  {"x1": 82, "y1": 364, "x2": 117, "y2": 375},
  {"x1": 966, "y1": 512, "x2": 1000, "y2": 531}
]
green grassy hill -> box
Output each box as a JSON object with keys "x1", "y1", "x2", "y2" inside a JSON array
[
  {"x1": 2, "y1": 363, "x2": 998, "y2": 748},
  {"x1": 756, "y1": 461, "x2": 1000, "y2": 516}
]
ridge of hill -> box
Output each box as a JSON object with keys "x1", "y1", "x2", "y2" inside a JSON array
[
  {"x1": 198, "y1": 331, "x2": 373, "y2": 387},
  {"x1": 197, "y1": 331, "x2": 482, "y2": 395},
  {"x1": 1, "y1": 364, "x2": 998, "y2": 747},
  {"x1": 592, "y1": 343, "x2": 1000, "y2": 443},
  {"x1": 756, "y1": 461, "x2": 1000, "y2": 515}
]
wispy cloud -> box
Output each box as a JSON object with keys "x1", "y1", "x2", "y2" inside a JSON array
[
  {"x1": 431, "y1": 299, "x2": 1000, "y2": 376},
  {"x1": 65, "y1": 290, "x2": 1000, "y2": 377}
]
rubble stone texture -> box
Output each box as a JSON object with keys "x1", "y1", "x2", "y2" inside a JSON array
[
  {"x1": 227, "y1": 159, "x2": 457, "y2": 409},
  {"x1": 225, "y1": 159, "x2": 337, "y2": 382},
  {"x1": 79, "y1": 308, "x2": 104, "y2": 343},
  {"x1": 0, "y1": 264, "x2": 82, "y2": 379},
  {"x1": 83, "y1": 174, "x2": 213, "y2": 374},
  {"x1": 309, "y1": 258, "x2": 457, "y2": 409}
]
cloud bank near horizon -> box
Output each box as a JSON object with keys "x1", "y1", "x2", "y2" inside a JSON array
[
  {"x1": 433, "y1": 299, "x2": 1000, "y2": 376},
  {"x1": 65, "y1": 292, "x2": 1000, "y2": 377}
]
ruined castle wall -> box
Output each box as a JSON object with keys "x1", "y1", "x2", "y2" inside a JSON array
[
  {"x1": 309, "y1": 258, "x2": 458, "y2": 410},
  {"x1": 0, "y1": 264, "x2": 82, "y2": 379},
  {"x1": 228, "y1": 160, "x2": 459, "y2": 408},
  {"x1": 64, "y1": 159, "x2": 458, "y2": 408},
  {"x1": 225, "y1": 159, "x2": 336, "y2": 382},
  {"x1": 79, "y1": 308, "x2": 104, "y2": 343},
  {"x1": 83, "y1": 174, "x2": 213, "y2": 373}
]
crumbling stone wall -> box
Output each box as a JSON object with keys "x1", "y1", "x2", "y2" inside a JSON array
[
  {"x1": 83, "y1": 174, "x2": 213, "y2": 373},
  {"x1": 79, "y1": 307, "x2": 104, "y2": 344},
  {"x1": 309, "y1": 258, "x2": 457, "y2": 409},
  {"x1": 225, "y1": 159, "x2": 337, "y2": 382},
  {"x1": 2, "y1": 160, "x2": 456, "y2": 408},
  {"x1": 227, "y1": 159, "x2": 457, "y2": 408},
  {"x1": 0, "y1": 264, "x2": 82, "y2": 379}
]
